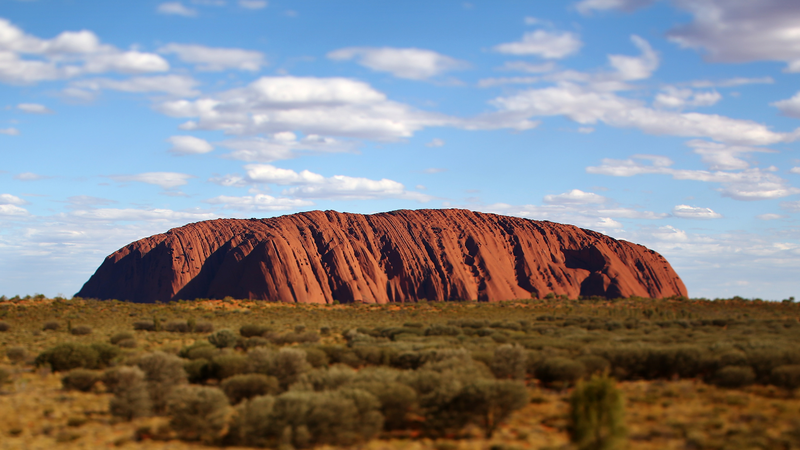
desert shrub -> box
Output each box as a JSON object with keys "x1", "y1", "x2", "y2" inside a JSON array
[
  {"x1": 62, "y1": 369, "x2": 100, "y2": 392},
  {"x1": 90, "y1": 342, "x2": 121, "y2": 367},
  {"x1": 194, "y1": 322, "x2": 214, "y2": 333},
  {"x1": 222, "y1": 373, "x2": 280, "y2": 404},
  {"x1": 0, "y1": 321, "x2": 9, "y2": 332},
  {"x1": 713, "y1": 365, "x2": 756, "y2": 389},
  {"x1": 165, "y1": 321, "x2": 190, "y2": 333},
  {"x1": 110, "y1": 332, "x2": 134, "y2": 345},
  {"x1": 70, "y1": 325, "x2": 92, "y2": 336},
  {"x1": 36, "y1": 343, "x2": 99, "y2": 372},
  {"x1": 578, "y1": 355, "x2": 612, "y2": 376},
  {"x1": 240, "y1": 324, "x2": 270, "y2": 338},
  {"x1": 132, "y1": 320, "x2": 156, "y2": 331},
  {"x1": 293, "y1": 364, "x2": 356, "y2": 392},
  {"x1": 229, "y1": 395, "x2": 276, "y2": 447},
  {"x1": 210, "y1": 354, "x2": 253, "y2": 380},
  {"x1": 280, "y1": 332, "x2": 321, "y2": 345},
  {"x1": 244, "y1": 337, "x2": 271, "y2": 349},
  {"x1": 302, "y1": 347, "x2": 329, "y2": 368},
  {"x1": 569, "y1": 374, "x2": 627, "y2": 450},
  {"x1": 271, "y1": 348, "x2": 312, "y2": 390},
  {"x1": 209, "y1": 329, "x2": 238, "y2": 349},
  {"x1": 318, "y1": 345, "x2": 361, "y2": 367},
  {"x1": 425, "y1": 324, "x2": 460, "y2": 336},
  {"x1": 167, "y1": 385, "x2": 233, "y2": 444},
  {"x1": 0, "y1": 367, "x2": 9, "y2": 385},
  {"x1": 105, "y1": 366, "x2": 152, "y2": 420},
  {"x1": 453, "y1": 379, "x2": 528, "y2": 437},
  {"x1": 537, "y1": 357, "x2": 586, "y2": 387},
  {"x1": 771, "y1": 365, "x2": 800, "y2": 392},
  {"x1": 117, "y1": 338, "x2": 137, "y2": 348},
  {"x1": 491, "y1": 344, "x2": 527, "y2": 380},
  {"x1": 352, "y1": 380, "x2": 418, "y2": 430},
  {"x1": 184, "y1": 358, "x2": 212, "y2": 384},
  {"x1": 135, "y1": 351, "x2": 188, "y2": 413},
  {"x1": 43, "y1": 321, "x2": 60, "y2": 331},
  {"x1": 6, "y1": 347, "x2": 27, "y2": 364},
  {"x1": 180, "y1": 341, "x2": 217, "y2": 360}
]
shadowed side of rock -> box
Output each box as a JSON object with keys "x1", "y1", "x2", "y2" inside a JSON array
[{"x1": 76, "y1": 209, "x2": 687, "y2": 303}]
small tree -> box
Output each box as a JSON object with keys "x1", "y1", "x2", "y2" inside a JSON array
[
  {"x1": 209, "y1": 329, "x2": 238, "y2": 349},
  {"x1": 568, "y1": 374, "x2": 627, "y2": 450},
  {"x1": 167, "y1": 385, "x2": 233, "y2": 444}
]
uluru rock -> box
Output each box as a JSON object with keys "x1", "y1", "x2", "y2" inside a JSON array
[{"x1": 76, "y1": 209, "x2": 687, "y2": 303}]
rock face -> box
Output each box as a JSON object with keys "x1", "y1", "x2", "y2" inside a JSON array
[{"x1": 76, "y1": 209, "x2": 687, "y2": 303}]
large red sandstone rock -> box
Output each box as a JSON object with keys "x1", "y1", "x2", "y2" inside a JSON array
[{"x1": 76, "y1": 209, "x2": 687, "y2": 303}]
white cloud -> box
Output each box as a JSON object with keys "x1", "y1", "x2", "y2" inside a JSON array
[
  {"x1": 222, "y1": 164, "x2": 433, "y2": 201},
  {"x1": 0, "y1": 19, "x2": 168, "y2": 85},
  {"x1": 491, "y1": 82, "x2": 798, "y2": 146},
  {"x1": 667, "y1": 0, "x2": 800, "y2": 73},
  {"x1": 14, "y1": 172, "x2": 48, "y2": 181},
  {"x1": 757, "y1": 213, "x2": 784, "y2": 220},
  {"x1": 426, "y1": 138, "x2": 445, "y2": 147},
  {"x1": 543, "y1": 189, "x2": 606, "y2": 205},
  {"x1": 587, "y1": 155, "x2": 800, "y2": 200},
  {"x1": 157, "y1": 76, "x2": 455, "y2": 140},
  {"x1": 498, "y1": 61, "x2": 556, "y2": 73},
  {"x1": 494, "y1": 30, "x2": 582, "y2": 59},
  {"x1": 110, "y1": 172, "x2": 193, "y2": 189},
  {"x1": 159, "y1": 43, "x2": 265, "y2": 71},
  {"x1": 0, "y1": 193, "x2": 26, "y2": 205},
  {"x1": 654, "y1": 87, "x2": 721, "y2": 109},
  {"x1": 689, "y1": 77, "x2": 773, "y2": 88},
  {"x1": 0, "y1": 204, "x2": 28, "y2": 216},
  {"x1": 423, "y1": 168, "x2": 447, "y2": 174},
  {"x1": 17, "y1": 103, "x2": 53, "y2": 114},
  {"x1": 71, "y1": 75, "x2": 200, "y2": 97},
  {"x1": 239, "y1": 0, "x2": 267, "y2": 9},
  {"x1": 772, "y1": 92, "x2": 800, "y2": 118},
  {"x1": 576, "y1": 0, "x2": 658, "y2": 15},
  {"x1": 0, "y1": 127, "x2": 20, "y2": 135},
  {"x1": 69, "y1": 208, "x2": 215, "y2": 222},
  {"x1": 157, "y1": 2, "x2": 198, "y2": 16},
  {"x1": 167, "y1": 135, "x2": 213, "y2": 155},
  {"x1": 685, "y1": 139, "x2": 772, "y2": 171},
  {"x1": 608, "y1": 35, "x2": 658, "y2": 80},
  {"x1": 327, "y1": 47, "x2": 467, "y2": 80},
  {"x1": 791, "y1": 167, "x2": 800, "y2": 174},
  {"x1": 219, "y1": 133, "x2": 353, "y2": 162},
  {"x1": 672, "y1": 204, "x2": 723, "y2": 219},
  {"x1": 578, "y1": 127, "x2": 595, "y2": 133},
  {"x1": 205, "y1": 194, "x2": 310, "y2": 211},
  {"x1": 781, "y1": 200, "x2": 800, "y2": 212}
]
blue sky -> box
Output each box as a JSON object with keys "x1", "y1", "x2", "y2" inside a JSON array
[{"x1": 1, "y1": 0, "x2": 799, "y2": 300}]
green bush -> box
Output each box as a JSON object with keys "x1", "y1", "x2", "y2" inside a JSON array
[
  {"x1": 35, "y1": 343, "x2": 99, "y2": 372},
  {"x1": 70, "y1": 325, "x2": 92, "y2": 336},
  {"x1": 6, "y1": 346, "x2": 27, "y2": 364},
  {"x1": 180, "y1": 341, "x2": 217, "y2": 360},
  {"x1": 208, "y1": 329, "x2": 238, "y2": 349},
  {"x1": 537, "y1": 357, "x2": 586, "y2": 387},
  {"x1": 271, "y1": 347, "x2": 311, "y2": 390},
  {"x1": 165, "y1": 321, "x2": 190, "y2": 333},
  {"x1": 240, "y1": 324, "x2": 270, "y2": 338},
  {"x1": 62, "y1": 369, "x2": 100, "y2": 392},
  {"x1": 210, "y1": 354, "x2": 253, "y2": 380},
  {"x1": 106, "y1": 366, "x2": 152, "y2": 420},
  {"x1": 351, "y1": 380, "x2": 418, "y2": 430},
  {"x1": 713, "y1": 365, "x2": 756, "y2": 389},
  {"x1": 293, "y1": 364, "x2": 356, "y2": 392},
  {"x1": 229, "y1": 395, "x2": 276, "y2": 447},
  {"x1": 184, "y1": 358, "x2": 212, "y2": 384},
  {"x1": 302, "y1": 347, "x2": 329, "y2": 368},
  {"x1": 222, "y1": 373, "x2": 280, "y2": 404},
  {"x1": 771, "y1": 365, "x2": 800, "y2": 391},
  {"x1": 90, "y1": 342, "x2": 121, "y2": 367},
  {"x1": 167, "y1": 385, "x2": 233, "y2": 444},
  {"x1": 135, "y1": 351, "x2": 188, "y2": 413},
  {"x1": 194, "y1": 322, "x2": 214, "y2": 333},
  {"x1": 578, "y1": 355, "x2": 611, "y2": 376},
  {"x1": 110, "y1": 332, "x2": 134, "y2": 345},
  {"x1": 132, "y1": 320, "x2": 155, "y2": 331},
  {"x1": 491, "y1": 344, "x2": 527, "y2": 380},
  {"x1": 453, "y1": 379, "x2": 528, "y2": 437},
  {"x1": 43, "y1": 321, "x2": 60, "y2": 331},
  {"x1": 569, "y1": 374, "x2": 627, "y2": 450}
]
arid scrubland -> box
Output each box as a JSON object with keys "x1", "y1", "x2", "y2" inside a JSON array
[{"x1": 0, "y1": 296, "x2": 799, "y2": 450}]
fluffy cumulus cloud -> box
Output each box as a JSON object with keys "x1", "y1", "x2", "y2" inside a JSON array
[
  {"x1": 607, "y1": 35, "x2": 658, "y2": 81},
  {"x1": 772, "y1": 92, "x2": 800, "y2": 118},
  {"x1": 69, "y1": 75, "x2": 200, "y2": 97},
  {"x1": 575, "y1": 0, "x2": 658, "y2": 15},
  {"x1": 69, "y1": 207, "x2": 215, "y2": 222},
  {"x1": 214, "y1": 164, "x2": 432, "y2": 201},
  {"x1": 0, "y1": 18, "x2": 168, "y2": 85},
  {"x1": 327, "y1": 47, "x2": 467, "y2": 80},
  {"x1": 654, "y1": 87, "x2": 721, "y2": 109},
  {"x1": 587, "y1": 154, "x2": 800, "y2": 200},
  {"x1": 667, "y1": 0, "x2": 800, "y2": 72},
  {"x1": 543, "y1": 189, "x2": 606, "y2": 204},
  {"x1": 672, "y1": 204, "x2": 722, "y2": 219},
  {"x1": 110, "y1": 172, "x2": 193, "y2": 189},
  {"x1": 218, "y1": 133, "x2": 352, "y2": 162},
  {"x1": 0, "y1": 193, "x2": 28, "y2": 216},
  {"x1": 167, "y1": 135, "x2": 214, "y2": 155},
  {"x1": 205, "y1": 194, "x2": 310, "y2": 211},
  {"x1": 159, "y1": 43, "x2": 265, "y2": 71},
  {"x1": 17, "y1": 103, "x2": 53, "y2": 114},
  {"x1": 685, "y1": 139, "x2": 772, "y2": 171},
  {"x1": 494, "y1": 30, "x2": 582, "y2": 59},
  {"x1": 157, "y1": 2, "x2": 198, "y2": 17},
  {"x1": 157, "y1": 76, "x2": 459, "y2": 140}
]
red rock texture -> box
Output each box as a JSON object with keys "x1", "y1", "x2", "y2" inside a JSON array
[{"x1": 76, "y1": 209, "x2": 687, "y2": 303}]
